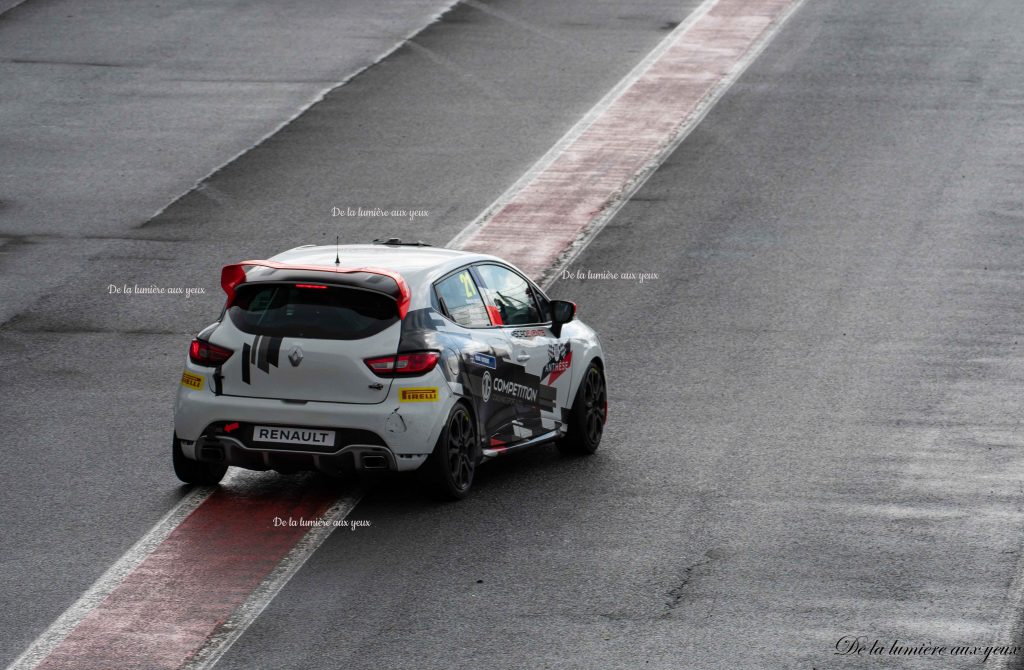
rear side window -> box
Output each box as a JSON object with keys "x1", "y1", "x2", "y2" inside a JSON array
[
  {"x1": 228, "y1": 283, "x2": 398, "y2": 340},
  {"x1": 435, "y1": 270, "x2": 491, "y2": 328}
]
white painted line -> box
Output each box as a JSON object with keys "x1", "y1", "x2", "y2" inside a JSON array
[
  {"x1": 7, "y1": 1, "x2": 810, "y2": 667},
  {"x1": 539, "y1": 0, "x2": 809, "y2": 289},
  {"x1": 995, "y1": 543, "x2": 1024, "y2": 670},
  {"x1": 145, "y1": 1, "x2": 462, "y2": 224},
  {"x1": 3, "y1": 5, "x2": 469, "y2": 663},
  {"x1": 446, "y1": 0, "x2": 720, "y2": 254},
  {"x1": 5, "y1": 470, "x2": 364, "y2": 670},
  {"x1": 4, "y1": 479, "x2": 220, "y2": 670},
  {"x1": 447, "y1": 0, "x2": 809, "y2": 290},
  {"x1": 0, "y1": 0, "x2": 27, "y2": 18},
  {"x1": 182, "y1": 490, "x2": 364, "y2": 670}
]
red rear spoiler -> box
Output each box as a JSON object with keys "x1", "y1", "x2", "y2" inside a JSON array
[{"x1": 221, "y1": 260, "x2": 411, "y2": 319}]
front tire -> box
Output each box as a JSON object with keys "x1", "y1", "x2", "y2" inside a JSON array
[
  {"x1": 557, "y1": 363, "x2": 607, "y2": 455},
  {"x1": 173, "y1": 435, "x2": 227, "y2": 485},
  {"x1": 420, "y1": 403, "x2": 478, "y2": 500}
]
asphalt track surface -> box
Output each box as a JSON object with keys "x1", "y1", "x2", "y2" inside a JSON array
[
  {"x1": 4, "y1": 0, "x2": 1024, "y2": 669},
  {"x1": 0, "y1": 0, "x2": 701, "y2": 665},
  {"x1": 0, "y1": 0, "x2": 458, "y2": 324}
]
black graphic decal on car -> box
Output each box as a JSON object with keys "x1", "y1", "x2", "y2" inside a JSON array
[{"x1": 242, "y1": 335, "x2": 283, "y2": 384}]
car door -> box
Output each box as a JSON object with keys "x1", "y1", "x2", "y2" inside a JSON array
[
  {"x1": 471, "y1": 263, "x2": 571, "y2": 437},
  {"x1": 433, "y1": 268, "x2": 519, "y2": 444}
]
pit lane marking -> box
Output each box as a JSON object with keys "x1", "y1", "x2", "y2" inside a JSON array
[
  {"x1": 6, "y1": 1, "x2": 806, "y2": 667},
  {"x1": 448, "y1": 0, "x2": 808, "y2": 287},
  {"x1": 6, "y1": 472, "x2": 361, "y2": 670}
]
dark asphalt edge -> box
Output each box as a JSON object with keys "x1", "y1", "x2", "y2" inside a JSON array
[
  {"x1": 1005, "y1": 572, "x2": 1024, "y2": 670},
  {"x1": 0, "y1": 0, "x2": 461, "y2": 334},
  {"x1": 132, "y1": 0, "x2": 462, "y2": 233},
  {"x1": 0, "y1": 0, "x2": 30, "y2": 20}
]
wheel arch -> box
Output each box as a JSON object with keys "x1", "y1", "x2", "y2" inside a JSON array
[
  {"x1": 566, "y1": 343, "x2": 607, "y2": 411},
  {"x1": 449, "y1": 394, "x2": 484, "y2": 451}
]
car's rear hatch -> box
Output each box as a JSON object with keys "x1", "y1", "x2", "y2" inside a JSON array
[{"x1": 214, "y1": 263, "x2": 409, "y2": 404}]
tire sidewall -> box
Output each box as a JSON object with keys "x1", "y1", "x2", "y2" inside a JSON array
[
  {"x1": 564, "y1": 364, "x2": 606, "y2": 455},
  {"x1": 173, "y1": 435, "x2": 227, "y2": 485},
  {"x1": 425, "y1": 403, "x2": 478, "y2": 499}
]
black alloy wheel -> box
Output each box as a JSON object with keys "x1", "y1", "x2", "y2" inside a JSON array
[
  {"x1": 421, "y1": 403, "x2": 478, "y2": 500},
  {"x1": 557, "y1": 363, "x2": 607, "y2": 455}
]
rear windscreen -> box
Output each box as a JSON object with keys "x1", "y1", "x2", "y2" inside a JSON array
[{"x1": 228, "y1": 283, "x2": 398, "y2": 340}]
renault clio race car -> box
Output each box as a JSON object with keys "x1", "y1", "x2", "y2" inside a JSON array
[{"x1": 173, "y1": 240, "x2": 608, "y2": 499}]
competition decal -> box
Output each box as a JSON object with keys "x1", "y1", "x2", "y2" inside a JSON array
[
  {"x1": 492, "y1": 377, "x2": 537, "y2": 403},
  {"x1": 480, "y1": 365, "x2": 555, "y2": 412},
  {"x1": 180, "y1": 371, "x2": 204, "y2": 391},
  {"x1": 399, "y1": 387, "x2": 439, "y2": 402}
]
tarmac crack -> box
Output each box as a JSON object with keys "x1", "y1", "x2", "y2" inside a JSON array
[{"x1": 664, "y1": 551, "x2": 719, "y2": 614}]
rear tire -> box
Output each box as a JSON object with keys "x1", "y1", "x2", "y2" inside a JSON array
[
  {"x1": 419, "y1": 403, "x2": 478, "y2": 500},
  {"x1": 173, "y1": 435, "x2": 227, "y2": 485},
  {"x1": 556, "y1": 363, "x2": 607, "y2": 455}
]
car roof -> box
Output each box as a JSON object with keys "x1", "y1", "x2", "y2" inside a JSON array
[{"x1": 268, "y1": 244, "x2": 507, "y2": 286}]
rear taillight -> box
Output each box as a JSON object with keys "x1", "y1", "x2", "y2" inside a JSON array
[
  {"x1": 364, "y1": 351, "x2": 440, "y2": 377},
  {"x1": 189, "y1": 338, "x2": 234, "y2": 367}
]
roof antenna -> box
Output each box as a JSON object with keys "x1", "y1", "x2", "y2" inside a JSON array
[{"x1": 334, "y1": 235, "x2": 340, "y2": 266}]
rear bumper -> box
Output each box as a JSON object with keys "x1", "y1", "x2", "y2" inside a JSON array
[
  {"x1": 173, "y1": 365, "x2": 452, "y2": 473},
  {"x1": 187, "y1": 431, "x2": 421, "y2": 474}
]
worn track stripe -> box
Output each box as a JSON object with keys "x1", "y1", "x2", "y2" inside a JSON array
[
  {"x1": 182, "y1": 491, "x2": 362, "y2": 670},
  {"x1": 8, "y1": 2, "x2": 805, "y2": 668},
  {"x1": 8, "y1": 473, "x2": 361, "y2": 670},
  {"x1": 3, "y1": 5, "x2": 476, "y2": 668},
  {"x1": 448, "y1": 0, "x2": 807, "y2": 287},
  {"x1": 5, "y1": 481, "x2": 218, "y2": 670},
  {"x1": 34, "y1": 481, "x2": 355, "y2": 670}
]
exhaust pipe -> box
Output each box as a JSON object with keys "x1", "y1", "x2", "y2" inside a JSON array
[
  {"x1": 361, "y1": 454, "x2": 388, "y2": 469},
  {"x1": 199, "y1": 444, "x2": 225, "y2": 463}
]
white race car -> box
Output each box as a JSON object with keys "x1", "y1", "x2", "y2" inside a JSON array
[{"x1": 173, "y1": 239, "x2": 608, "y2": 499}]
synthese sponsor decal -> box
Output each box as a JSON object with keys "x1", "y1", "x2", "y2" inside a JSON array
[
  {"x1": 542, "y1": 342, "x2": 572, "y2": 383},
  {"x1": 400, "y1": 387, "x2": 439, "y2": 402},
  {"x1": 181, "y1": 371, "x2": 204, "y2": 390},
  {"x1": 473, "y1": 352, "x2": 497, "y2": 369}
]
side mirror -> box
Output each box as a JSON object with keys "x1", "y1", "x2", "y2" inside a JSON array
[{"x1": 549, "y1": 300, "x2": 576, "y2": 337}]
